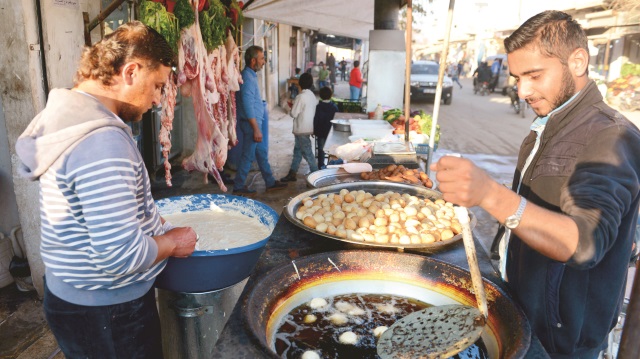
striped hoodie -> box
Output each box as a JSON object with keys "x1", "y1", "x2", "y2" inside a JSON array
[{"x1": 15, "y1": 89, "x2": 165, "y2": 306}]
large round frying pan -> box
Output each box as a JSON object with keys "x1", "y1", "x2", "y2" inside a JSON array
[{"x1": 242, "y1": 250, "x2": 531, "y2": 358}]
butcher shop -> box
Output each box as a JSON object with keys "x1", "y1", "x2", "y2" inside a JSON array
[{"x1": 1, "y1": 0, "x2": 640, "y2": 359}]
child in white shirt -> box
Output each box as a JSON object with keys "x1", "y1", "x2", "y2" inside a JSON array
[{"x1": 281, "y1": 73, "x2": 319, "y2": 181}]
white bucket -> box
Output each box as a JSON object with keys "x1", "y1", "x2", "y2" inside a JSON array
[{"x1": 0, "y1": 233, "x2": 15, "y2": 288}]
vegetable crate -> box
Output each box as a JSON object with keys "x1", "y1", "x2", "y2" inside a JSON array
[{"x1": 335, "y1": 100, "x2": 364, "y2": 113}]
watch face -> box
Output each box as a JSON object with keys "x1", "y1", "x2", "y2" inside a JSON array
[{"x1": 505, "y1": 217, "x2": 519, "y2": 229}]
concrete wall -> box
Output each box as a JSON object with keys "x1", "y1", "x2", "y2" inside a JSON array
[
  {"x1": 0, "y1": 0, "x2": 100, "y2": 296},
  {"x1": 0, "y1": 81, "x2": 21, "y2": 257},
  {"x1": 277, "y1": 24, "x2": 293, "y2": 102},
  {"x1": 1, "y1": 0, "x2": 50, "y2": 297}
]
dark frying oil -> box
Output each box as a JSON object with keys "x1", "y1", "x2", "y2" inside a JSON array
[{"x1": 274, "y1": 293, "x2": 489, "y2": 359}]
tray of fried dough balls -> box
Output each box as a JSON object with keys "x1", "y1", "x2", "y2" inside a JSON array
[{"x1": 283, "y1": 181, "x2": 476, "y2": 252}]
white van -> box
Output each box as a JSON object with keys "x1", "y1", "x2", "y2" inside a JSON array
[{"x1": 486, "y1": 54, "x2": 510, "y2": 95}]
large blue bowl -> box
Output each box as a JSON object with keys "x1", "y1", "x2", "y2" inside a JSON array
[{"x1": 154, "y1": 194, "x2": 278, "y2": 293}]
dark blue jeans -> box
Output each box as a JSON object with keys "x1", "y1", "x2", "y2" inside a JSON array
[
  {"x1": 44, "y1": 281, "x2": 163, "y2": 359},
  {"x1": 316, "y1": 136, "x2": 327, "y2": 169}
]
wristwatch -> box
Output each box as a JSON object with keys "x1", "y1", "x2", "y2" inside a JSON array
[{"x1": 504, "y1": 196, "x2": 527, "y2": 229}]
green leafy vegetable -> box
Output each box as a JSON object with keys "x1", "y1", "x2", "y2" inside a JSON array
[
  {"x1": 383, "y1": 108, "x2": 403, "y2": 123},
  {"x1": 228, "y1": 0, "x2": 244, "y2": 38},
  {"x1": 139, "y1": 0, "x2": 179, "y2": 54},
  {"x1": 174, "y1": 0, "x2": 195, "y2": 30},
  {"x1": 417, "y1": 110, "x2": 440, "y2": 144},
  {"x1": 199, "y1": 0, "x2": 231, "y2": 52}
]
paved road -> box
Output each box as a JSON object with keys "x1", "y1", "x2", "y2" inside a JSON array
[{"x1": 412, "y1": 76, "x2": 531, "y2": 157}]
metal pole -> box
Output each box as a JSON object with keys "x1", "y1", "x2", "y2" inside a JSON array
[
  {"x1": 403, "y1": 0, "x2": 413, "y2": 142},
  {"x1": 426, "y1": 0, "x2": 456, "y2": 175}
]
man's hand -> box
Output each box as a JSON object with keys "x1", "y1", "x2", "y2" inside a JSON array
[
  {"x1": 429, "y1": 156, "x2": 497, "y2": 208},
  {"x1": 153, "y1": 226, "x2": 197, "y2": 263},
  {"x1": 253, "y1": 129, "x2": 263, "y2": 143},
  {"x1": 248, "y1": 118, "x2": 263, "y2": 143},
  {"x1": 167, "y1": 227, "x2": 197, "y2": 258}
]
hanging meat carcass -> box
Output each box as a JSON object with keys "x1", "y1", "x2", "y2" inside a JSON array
[
  {"x1": 162, "y1": 0, "x2": 243, "y2": 191},
  {"x1": 178, "y1": 1, "x2": 228, "y2": 191},
  {"x1": 159, "y1": 71, "x2": 178, "y2": 187},
  {"x1": 225, "y1": 33, "x2": 242, "y2": 147}
]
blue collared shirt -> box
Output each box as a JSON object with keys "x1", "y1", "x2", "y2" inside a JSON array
[{"x1": 237, "y1": 66, "x2": 265, "y2": 123}]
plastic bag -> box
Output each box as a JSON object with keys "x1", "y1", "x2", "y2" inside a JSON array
[{"x1": 334, "y1": 140, "x2": 372, "y2": 162}]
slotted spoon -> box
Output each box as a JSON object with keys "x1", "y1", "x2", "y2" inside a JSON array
[{"x1": 377, "y1": 206, "x2": 488, "y2": 358}]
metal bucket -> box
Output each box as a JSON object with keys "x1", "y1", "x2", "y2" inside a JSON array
[{"x1": 157, "y1": 279, "x2": 248, "y2": 359}]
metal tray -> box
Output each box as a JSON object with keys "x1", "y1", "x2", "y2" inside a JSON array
[
  {"x1": 306, "y1": 168, "x2": 364, "y2": 188},
  {"x1": 373, "y1": 141, "x2": 415, "y2": 155},
  {"x1": 331, "y1": 119, "x2": 351, "y2": 132},
  {"x1": 306, "y1": 168, "x2": 433, "y2": 189},
  {"x1": 283, "y1": 182, "x2": 476, "y2": 252}
]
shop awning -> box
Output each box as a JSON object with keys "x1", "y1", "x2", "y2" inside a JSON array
[{"x1": 243, "y1": 0, "x2": 375, "y2": 40}]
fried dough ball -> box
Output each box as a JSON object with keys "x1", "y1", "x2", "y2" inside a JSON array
[{"x1": 338, "y1": 331, "x2": 358, "y2": 345}]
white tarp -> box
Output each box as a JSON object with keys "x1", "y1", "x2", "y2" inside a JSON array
[{"x1": 243, "y1": 0, "x2": 375, "y2": 40}]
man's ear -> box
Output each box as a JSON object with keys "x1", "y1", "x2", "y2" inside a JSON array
[
  {"x1": 121, "y1": 62, "x2": 139, "y2": 85},
  {"x1": 570, "y1": 48, "x2": 589, "y2": 77}
]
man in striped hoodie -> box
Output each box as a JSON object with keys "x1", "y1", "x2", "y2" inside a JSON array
[{"x1": 15, "y1": 22, "x2": 197, "y2": 358}]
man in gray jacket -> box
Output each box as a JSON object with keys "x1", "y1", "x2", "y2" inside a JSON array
[
  {"x1": 431, "y1": 11, "x2": 640, "y2": 358},
  {"x1": 15, "y1": 22, "x2": 196, "y2": 358}
]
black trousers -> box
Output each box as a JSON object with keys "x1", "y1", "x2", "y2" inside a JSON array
[{"x1": 43, "y1": 280, "x2": 163, "y2": 359}]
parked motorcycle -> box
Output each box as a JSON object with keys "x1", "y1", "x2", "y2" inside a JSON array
[{"x1": 474, "y1": 81, "x2": 489, "y2": 96}]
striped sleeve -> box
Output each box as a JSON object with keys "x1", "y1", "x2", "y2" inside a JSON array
[{"x1": 40, "y1": 129, "x2": 161, "y2": 289}]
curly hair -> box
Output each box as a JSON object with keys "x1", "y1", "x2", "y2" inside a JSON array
[
  {"x1": 74, "y1": 21, "x2": 177, "y2": 86},
  {"x1": 504, "y1": 11, "x2": 588, "y2": 67}
]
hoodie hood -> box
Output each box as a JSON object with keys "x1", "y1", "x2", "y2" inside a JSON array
[{"x1": 16, "y1": 88, "x2": 131, "y2": 180}]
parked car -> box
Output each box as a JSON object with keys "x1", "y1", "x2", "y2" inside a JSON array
[{"x1": 410, "y1": 60, "x2": 453, "y2": 105}]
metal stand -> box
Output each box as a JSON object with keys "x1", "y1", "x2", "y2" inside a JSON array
[{"x1": 157, "y1": 278, "x2": 248, "y2": 359}]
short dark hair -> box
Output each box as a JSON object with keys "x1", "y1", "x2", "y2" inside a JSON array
[
  {"x1": 295, "y1": 67, "x2": 301, "y2": 74},
  {"x1": 298, "y1": 73, "x2": 313, "y2": 90},
  {"x1": 504, "y1": 10, "x2": 588, "y2": 67},
  {"x1": 245, "y1": 45, "x2": 264, "y2": 66},
  {"x1": 354, "y1": 60, "x2": 360, "y2": 68},
  {"x1": 319, "y1": 86, "x2": 333, "y2": 100},
  {"x1": 74, "y1": 21, "x2": 176, "y2": 86}
]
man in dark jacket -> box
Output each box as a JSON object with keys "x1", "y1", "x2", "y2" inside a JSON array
[
  {"x1": 313, "y1": 86, "x2": 338, "y2": 169},
  {"x1": 430, "y1": 11, "x2": 640, "y2": 358}
]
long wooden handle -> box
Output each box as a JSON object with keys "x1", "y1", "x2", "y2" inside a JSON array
[{"x1": 455, "y1": 207, "x2": 488, "y2": 318}]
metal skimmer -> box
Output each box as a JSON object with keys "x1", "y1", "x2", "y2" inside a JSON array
[
  {"x1": 377, "y1": 206, "x2": 489, "y2": 358},
  {"x1": 377, "y1": 304, "x2": 486, "y2": 358}
]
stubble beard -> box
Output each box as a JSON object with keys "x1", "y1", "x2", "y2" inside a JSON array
[
  {"x1": 529, "y1": 65, "x2": 576, "y2": 117},
  {"x1": 552, "y1": 66, "x2": 577, "y2": 110},
  {"x1": 119, "y1": 102, "x2": 145, "y2": 122}
]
